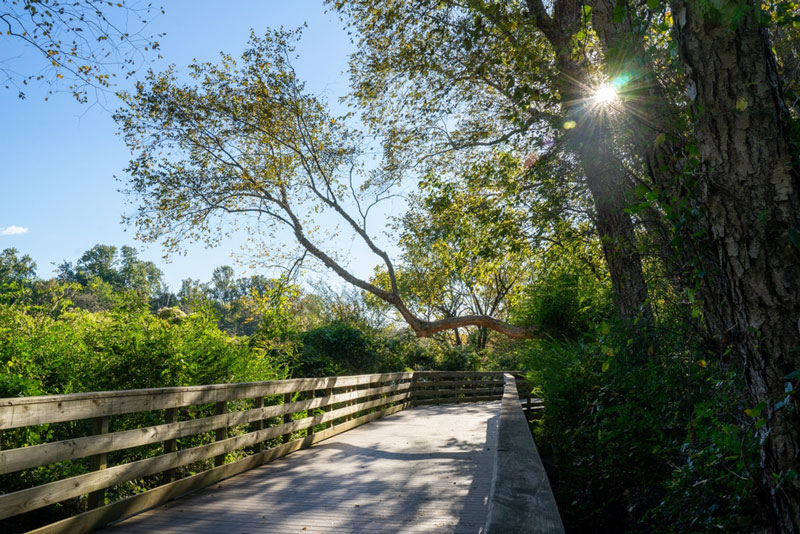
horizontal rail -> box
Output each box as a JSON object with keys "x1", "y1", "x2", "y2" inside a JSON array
[
  {"x1": 0, "y1": 373, "x2": 413, "y2": 429},
  {"x1": 0, "y1": 382, "x2": 410, "y2": 475},
  {"x1": 416, "y1": 388, "x2": 503, "y2": 399},
  {"x1": 414, "y1": 380, "x2": 503, "y2": 388},
  {"x1": 414, "y1": 395, "x2": 504, "y2": 406},
  {"x1": 413, "y1": 371, "x2": 508, "y2": 377},
  {"x1": 484, "y1": 374, "x2": 563, "y2": 533}
]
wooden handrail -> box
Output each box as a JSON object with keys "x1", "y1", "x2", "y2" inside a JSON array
[
  {"x1": 0, "y1": 373, "x2": 414, "y2": 429},
  {"x1": 484, "y1": 374, "x2": 563, "y2": 533},
  {"x1": 0, "y1": 370, "x2": 540, "y2": 534}
]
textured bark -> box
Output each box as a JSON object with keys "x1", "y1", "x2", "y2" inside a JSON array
[
  {"x1": 528, "y1": 0, "x2": 653, "y2": 320},
  {"x1": 671, "y1": 2, "x2": 800, "y2": 531},
  {"x1": 575, "y1": 114, "x2": 653, "y2": 319}
]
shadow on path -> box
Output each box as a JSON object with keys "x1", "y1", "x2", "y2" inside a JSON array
[{"x1": 102, "y1": 402, "x2": 500, "y2": 534}]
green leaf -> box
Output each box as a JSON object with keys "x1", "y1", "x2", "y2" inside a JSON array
[
  {"x1": 785, "y1": 369, "x2": 800, "y2": 380},
  {"x1": 600, "y1": 321, "x2": 611, "y2": 335},
  {"x1": 789, "y1": 227, "x2": 800, "y2": 249},
  {"x1": 735, "y1": 97, "x2": 748, "y2": 111},
  {"x1": 601, "y1": 359, "x2": 611, "y2": 373},
  {"x1": 744, "y1": 401, "x2": 766, "y2": 418},
  {"x1": 612, "y1": 4, "x2": 625, "y2": 23},
  {"x1": 654, "y1": 132, "x2": 666, "y2": 147},
  {"x1": 646, "y1": 0, "x2": 660, "y2": 10}
]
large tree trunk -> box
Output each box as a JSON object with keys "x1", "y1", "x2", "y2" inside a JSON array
[{"x1": 671, "y1": 2, "x2": 800, "y2": 531}]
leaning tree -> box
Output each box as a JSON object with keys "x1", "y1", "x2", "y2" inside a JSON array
[{"x1": 115, "y1": 30, "x2": 535, "y2": 341}]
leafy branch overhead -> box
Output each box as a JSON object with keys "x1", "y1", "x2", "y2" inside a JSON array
[
  {"x1": 115, "y1": 29, "x2": 537, "y2": 340},
  {"x1": 1, "y1": 0, "x2": 163, "y2": 101}
]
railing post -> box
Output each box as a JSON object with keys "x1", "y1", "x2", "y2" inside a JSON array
[
  {"x1": 345, "y1": 386, "x2": 353, "y2": 421},
  {"x1": 214, "y1": 401, "x2": 227, "y2": 467},
  {"x1": 252, "y1": 397, "x2": 264, "y2": 452},
  {"x1": 326, "y1": 387, "x2": 334, "y2": 428},
  {"x1": 526, "y1": 391, "x2": 532, "y2": 419},
  {"x1": 307, "y1": 390, "x2": 315, "y2": 436},
  {"x1": 410, "y1": 373, "x2": 418, "y2": 406},
  {"x1": 162, "y1": 407, "x2": 178, "y2": 483},
  {"x1": 87, "y1": 416, "x2": 109, "y2": 509},
  {"x1": 282, "y1": 392, "x2": 293, "y2": 443}
]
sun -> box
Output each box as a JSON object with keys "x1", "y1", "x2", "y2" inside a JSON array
[{"x1": 592, "y1": 84, "x2": 618, "y2": 105}]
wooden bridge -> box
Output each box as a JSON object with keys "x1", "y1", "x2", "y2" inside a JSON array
[{"x1": 0, "y1": 372, "x2": 563, "y2": 533}]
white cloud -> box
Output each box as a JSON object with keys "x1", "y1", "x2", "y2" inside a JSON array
[{"x1": 1, "y1": 225, "x2": 29, "y2": 236}]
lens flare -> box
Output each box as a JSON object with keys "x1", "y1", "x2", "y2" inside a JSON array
[{"x1": 593, "y1": 84, "x2": 618, "y2": 105}]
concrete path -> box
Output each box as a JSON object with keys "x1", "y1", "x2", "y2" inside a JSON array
[{"x1": 102, "y1": 402, "x2": 500, "y2": 534}]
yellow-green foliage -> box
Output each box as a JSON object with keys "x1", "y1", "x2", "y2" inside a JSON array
[{"x1": 0, "y1": 299, "x2": 284, "y2": 399}]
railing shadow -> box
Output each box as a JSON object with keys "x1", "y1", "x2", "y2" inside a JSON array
[{"x1": 103, "y1": 402, "x2": 502, "y2": 534}]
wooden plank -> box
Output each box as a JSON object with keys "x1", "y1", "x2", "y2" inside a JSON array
[
  {"x1": 0, "y1": 373, "x2": 414, "y2": 429},
  {"x1": 0, "y1": 393, "x2": 410, "y2": 520},
  {"x1": 25, "y1": 403, "x2": 408, "y2": 534},
  {"x1": 213, "y1": 401, "x2": 226, "y2": 467},
  {"x1": 87, "y1": 416, "x2": 109, "y2": 510},
  {"x1": 325, "y1": 387, "x2": 333, "y2": 429},
  {"x1": 162, "y1": 407, "x2": 178, "y2": 484},
  {"x1": 413, "y1": 371, "x2": 504, "y2": 377},
  {"x1": 421, "y1": 379, "x2": 504, "y2": 387},
  {"x1": 415, "y1": 388, "x2": 504, "y2": 398},
  {"x1": 0, "y1": 382, "x2": 411, "y2": 474},
  {"x1": 307, "y1": 391, "x2": 315, "y2": 436},
  {"x1": 414, "y1": 395, "x2": 503, "y2": 406}
]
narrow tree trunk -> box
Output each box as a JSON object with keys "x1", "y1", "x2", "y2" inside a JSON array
[
  {"x1": 528, "y1": 1, "x2": 653, "y2": 320},
  {"x1": 559, "y1": 55, "x2": 653, "y2": 320},
  {"x1": 671, "y1": 2, "x2": 800, "y2": 530},
  {"x1": 575, "y1": 118, "x2": 652, "y2": 319}
]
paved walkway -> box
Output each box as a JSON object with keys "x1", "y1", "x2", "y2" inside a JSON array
[{"x1": 102, "y1": 402, "x2": 500, "y2": 534}]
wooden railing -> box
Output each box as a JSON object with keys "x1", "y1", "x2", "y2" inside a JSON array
[
  {"x1": 413, "y1": 371, "x2": 543, "y2": 417},
  {"x1": 485, "y1": 374, "x2": 564, "y2": 534},
  {"x1": 0, "y1": 371, "x2": 541, "y2": 534}
]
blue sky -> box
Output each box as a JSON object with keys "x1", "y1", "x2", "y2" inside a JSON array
[{"x1": 0, "y1": 0, "x2": 390, "y2": 290}]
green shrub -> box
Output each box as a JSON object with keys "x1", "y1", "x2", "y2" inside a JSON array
[
  {"x1": 513, "y1": 271, "x2": 611, "y2": 340},
  {"x1": 523, "y1": 319, "x2": 759, "y2": 532}
]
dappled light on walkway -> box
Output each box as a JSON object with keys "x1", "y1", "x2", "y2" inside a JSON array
[{"x1": 102, "y1": 403, "x2": 499, "y2": 534}]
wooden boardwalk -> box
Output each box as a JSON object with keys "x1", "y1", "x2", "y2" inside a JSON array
[{"x1": 101, "y1": 402, "x2": 500, "y2": 534}]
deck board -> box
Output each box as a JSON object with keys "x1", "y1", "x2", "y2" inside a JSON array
[{"x1": 101, "y1": 402, "x2": 500, "y2": 534}]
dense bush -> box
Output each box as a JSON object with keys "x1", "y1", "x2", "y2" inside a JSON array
[
  {"x1": 0, "y1": 299, "x2": 283, "y2": 399},
  {"x1": 299, "y1": 321, "x2": 387, "y2": 376},
  {"x1": 520, "y1": 318, "x2": 760, "y2": 532}
]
